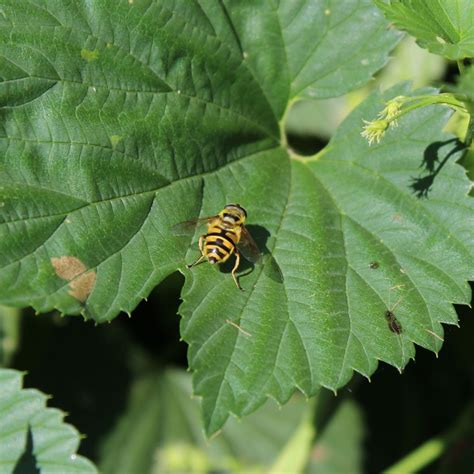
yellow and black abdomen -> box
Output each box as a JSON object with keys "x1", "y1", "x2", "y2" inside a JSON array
[{"x1": 204, "y1": 225, "x2": 240, "y2": 264}]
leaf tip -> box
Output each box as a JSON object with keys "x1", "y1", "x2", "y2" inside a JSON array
[{"x1": 266, "y1": 392, "x2": 283, "y2": 409}]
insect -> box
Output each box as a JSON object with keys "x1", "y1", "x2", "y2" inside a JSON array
[
  {"x1": 173, "y1": 204, "x2": 261, "y2": 290},
  {"x1": 369, "y1": 261, "x2": 380, "y2": 269},
  {"x1": 385, "y1": 310, "x2": 402, "y2": 334},
  {"x1": 384, "y1": 284, "x2": 404, "y2": 334}
]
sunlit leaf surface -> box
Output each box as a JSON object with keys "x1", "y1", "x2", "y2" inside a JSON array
[{"x1": 1, "y1": 0, "x2": 472, "y2": 434}]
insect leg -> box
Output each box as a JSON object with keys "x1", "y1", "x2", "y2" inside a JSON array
[
  {"x1": 232, "y1": 251, "x2": 243, "y2": 291},
  {"x1": 187, "y1": 236, "x2": 207, "y2": 268}
]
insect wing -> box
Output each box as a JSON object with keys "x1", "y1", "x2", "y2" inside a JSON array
[
  {"x1": 238, "y1": 227, "x2": 262, "y2": 263},
  {"x1": 238, "y1": 227, "x2": 284, "y2": 284},
  {"x1": 171, "y1": 216, "x2": 215, "y2": 236}
]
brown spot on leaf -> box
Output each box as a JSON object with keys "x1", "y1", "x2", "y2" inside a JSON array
[
  {"x1": 52, "y1": 256, "x2": 86, "y2": 280},
  {"x1": 51, "y1": 256, "x2": 96, "y2": 302},
  {"x1": 69, "y1": 271, "x2": 96, "y2": 302}
]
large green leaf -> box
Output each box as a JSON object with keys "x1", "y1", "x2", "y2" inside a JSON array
[
  {"x1": 180, "y1": 85, "x2": 473, "y2": 434},
  {"x1": 1, "y1": 0, "x2": 472, "y2": 436},
  {"x1": 374, "y1": 0, "x2": 474, "y2": 60},
  {"x1": 0, "y1": 0, "x2": 398, "y2": 319},
  {"x1": 0, "y1": 369, "x2": 96, "y2": 473}
]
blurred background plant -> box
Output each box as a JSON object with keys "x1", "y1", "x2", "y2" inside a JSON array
[{"x1": 2, "y1": 35, "x2": 473, "y2": 474}]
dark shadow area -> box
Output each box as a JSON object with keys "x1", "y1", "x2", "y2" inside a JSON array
[
  {"x1": 356, "y1": 287, "x2": 474, "y2": 473},
  {"x1": 13, "y1": 426, "x2": 39, "y2": 474},
  {"x1": 11, "y1": 272, "x2": 187, "y2": 463},
  {"x1": 246, "y1": 224, "x2": 283, "y2": 283},
  {"x1": 119, "y1": 271, "x2": 187, "y2": 365},
  {"x1": 218, "y1": 224, "x2": 283, "y2": 284},
  {"x1": 12, "y1": 311, "x2": 133, "y2": 461},
  {"x1": 286, "y1": 133, "x2": 328, "y2": 156},
  {"x1": 410, "y1": 138, "x2": 466, "y2": 198}
]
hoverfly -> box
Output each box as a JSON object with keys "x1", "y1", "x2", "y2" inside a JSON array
[{"x1": 173, "y1": 204, "x2": 262, "y2": 290}]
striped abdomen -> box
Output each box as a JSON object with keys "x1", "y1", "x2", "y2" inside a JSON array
[{"x1": 204, "y1": 224, "x2": 241, "y2": 264}]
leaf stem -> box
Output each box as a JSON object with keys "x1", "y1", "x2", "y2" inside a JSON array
[
  {"x1": 383, "y1": 438, "x2": 444, "y2": 474},
  {"x1": 394, "y1": 94, "x2": 467, "y2": 117},
  {"x1": 457, "y1": 59, "x2": 466, "y2": 75},
  {"x1": 383, "y1": 403, "x2": 474, "y2": 474}
]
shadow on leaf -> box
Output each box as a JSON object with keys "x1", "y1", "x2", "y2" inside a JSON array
[
  {"x1": 410, "y1": 138, "x2": 466, "y2": 198},
  {"x1": 220, "y1": 224, "x2": 283, "y2": 284},
  {"x1": 13, "y1": 426, "x2": 39, "y2": 474}
]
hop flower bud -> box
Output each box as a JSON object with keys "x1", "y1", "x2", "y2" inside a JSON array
[
  {"x1": 361, "y1": 119, "x2": 389, "y2": 145},
  {"x1": 378, "y1": 96, "x2": 403, "y2": 126}
]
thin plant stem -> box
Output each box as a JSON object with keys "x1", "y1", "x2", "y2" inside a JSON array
[{"x1": 383, "y1": 403, "x2": 474, "y2": 474}]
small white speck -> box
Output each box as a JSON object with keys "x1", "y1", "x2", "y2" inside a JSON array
[
  {"x1": 243, "y1": 51, "x2": 248, "y2": 59},
  {"x1": 70, "y1": 454, "x2": 77, "y2": 461},
  {"x1": 65, "y1": 219, "x2": 71, "y2": 224},
  {"x1": 91, "y1": 87, "x2": 96, "y2": 92},
  {"x1": 325, "y1": 9, "x2": 331, "y2": 15},
  {"x1": 128, "y1": 0, "x2": 134, "y2": 4},
  {"x1": 361, "y1": 59, "x2": 369, "y2": 65},
  {"x1": 177, "y1": 89, "x2": 181, "y2": 94},
  {"x1": 0, "y1": 202, "x2": 4, "y2": 207},
  {"x1": 436, "y1": 36, "x2": 446, "y2": 44}
]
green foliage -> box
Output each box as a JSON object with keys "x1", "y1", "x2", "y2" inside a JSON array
[
  {"x1": 0, "y1": 368, "x2": 96, "y2": 473},
  {"x1": 0, "y1": 0, "x2": 399, "y2": 320},
  {"x1": 1, "y1": 0, "x2": 473, "y2": 441},
  {"x1": 98, "y1": 369, "x2": 310, "y2": 474},
  {"x1": 182, "y1": 84, "x2": 473, "y2": 433},
  {"x1": 306, "y1": 400, "x2": 365, "y2": 474},
  {"x1": 449, "y1": 65, "x2": 474, "y2": 102},
  {"x1": 374, "y1": 0, "x2": 474, "y2": 60}
]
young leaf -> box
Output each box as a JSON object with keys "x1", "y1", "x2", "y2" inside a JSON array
[
  {"x1": 374, "y1": 0, "x2": 474, "y2": 60},
  {"x1": 0, "y1": 369, "x2": 96, "y2": 472}
]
